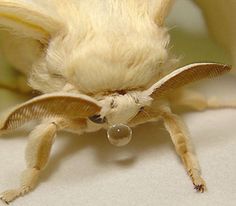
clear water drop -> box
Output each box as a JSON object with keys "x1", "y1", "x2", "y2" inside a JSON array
[{"x1": 107, "y1": 124, "x2": 132, "y2": 147}]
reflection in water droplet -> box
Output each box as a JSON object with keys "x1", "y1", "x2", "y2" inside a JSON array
[{"x1": 107, "y1": 124, "x2": 132, "y2": 147}]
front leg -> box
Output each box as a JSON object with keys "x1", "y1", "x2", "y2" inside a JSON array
[
  {"x1": 0, "y1": 119, "x2": 65, "y2": 204},
  {"x1": 160, "y1": 106, "x2": 206, "y2": 192}
]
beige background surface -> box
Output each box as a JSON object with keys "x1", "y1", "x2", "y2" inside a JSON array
[{"x1": 0, "y1": 0, "x2": 236, "y2": 206}]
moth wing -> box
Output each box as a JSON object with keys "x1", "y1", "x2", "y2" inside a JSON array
[
  {"x1": 0, "y1": 93, "x2": 101, "y2": 131},
  {"x1": 0, "y1": 31, "x2": 43, "y2": 75},
  {"x1": 0, "y1": 0, "x2": 61, "y2": 74},
  {"x1": 0, "y1": 0, "x2": 60, "y2": 41},
  {"x1": 144, "y1": 63, "x2": 231, "y2": 100}
]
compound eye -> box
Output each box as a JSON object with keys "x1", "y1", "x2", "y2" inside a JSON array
[
  {"x1": 89, "y1": 114, "x2": 106, "y2": 124},
  {"x1": 107, "y1": 124, "x2": 132, "y2": 147}
]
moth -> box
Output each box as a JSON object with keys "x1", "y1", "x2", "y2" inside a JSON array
[{"x1": 0, "y1": 0, "x2": 233, "y2": 204}]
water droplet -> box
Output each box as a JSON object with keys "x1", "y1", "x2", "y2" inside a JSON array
[{"x1": 107, "y1": 124, "x2": 132, "y2": 147}]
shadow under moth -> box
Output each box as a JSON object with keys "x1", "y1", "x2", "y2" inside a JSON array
[{"x1": 0, "y1": 0, "x2": 234, "y2": 204}]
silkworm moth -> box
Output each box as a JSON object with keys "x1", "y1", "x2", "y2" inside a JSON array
[{"x1": 0, "y1": 0, "x2": 233, "y2": 204}]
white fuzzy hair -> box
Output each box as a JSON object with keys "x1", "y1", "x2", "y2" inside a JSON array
[{"x1": 0, "y1": 0, "x2": 173, "y2": 94}]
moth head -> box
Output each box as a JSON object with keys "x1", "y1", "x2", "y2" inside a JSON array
[
  {"x1": 88, "y1": 91, "x2": 152, "y2": 146},
  {"x1": 85, "y1": 63, "x2": 232, "y2": 146}
]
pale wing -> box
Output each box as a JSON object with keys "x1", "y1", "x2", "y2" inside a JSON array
[
  {"x1": 0, "y1": 0, "x2": 61, "y2": 75},
  {"x1": 0, "y1": 0, "x2": 61, "y2": 41},
  {"x1": 0, "y1": 93, "x2": 101, "y2": 130}
]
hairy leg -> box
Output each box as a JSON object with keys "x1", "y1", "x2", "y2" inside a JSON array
[
  {"x1": 170, "y1": 88, "x2": 236, "y2": 111},
  {"x1": 160, "y1": 105, "x2": 206, "y2": 192},
  {"x1": 0, "y1": 120, "x2": 63, "y2": 204}
]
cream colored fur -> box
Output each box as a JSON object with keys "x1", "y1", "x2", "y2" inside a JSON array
[
  {"x1": 0, "y1": 0, "x2": 234, "y2": 204},
  {"x1": 30, "y1": 1, "x2": 172, "y2": 94},
  {"x1": 0, "y1": 0, "x2": 172, "y2": 94}
]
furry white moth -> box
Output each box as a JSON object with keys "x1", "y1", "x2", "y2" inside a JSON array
[{"x1": 0, "y1": 0, "x2": 233, "y2": 204}]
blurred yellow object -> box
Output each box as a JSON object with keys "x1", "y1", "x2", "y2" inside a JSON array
[{"x1": 195, "y1": 0, "x2": 236, "y2": 70}]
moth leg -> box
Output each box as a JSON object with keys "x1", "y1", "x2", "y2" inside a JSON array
[
  {"x1": 160, "y1": 106, "x2": 206, "y2": 192},
  {"x1": 0, "y1": 120, "x2": 63, "y2": 204},
  {"x1": 170, "y1": 88, "x2": 236, "y2": 111}
]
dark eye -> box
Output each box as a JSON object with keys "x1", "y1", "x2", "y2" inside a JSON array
[
  {"x1": 89, "y1": 114, "x2": 106, "y2": 124},
  {"x1": 139, "y1": 106, "x2": 144, "y2": 112}
]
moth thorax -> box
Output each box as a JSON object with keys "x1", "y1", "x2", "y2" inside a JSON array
[{"x1": 107, "y1": 124, "x2": 132, "y2": 147}]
